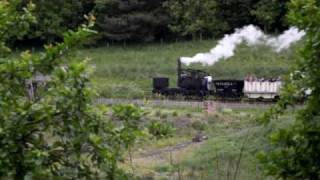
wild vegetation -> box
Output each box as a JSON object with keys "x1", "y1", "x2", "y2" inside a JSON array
[
  {"x1": 1, "y1": 0, "x2": 320, "y2": 179},
  {"x1": 0, "y1": 2, "x2": 143, "y2": 179},
  {"x1": 118, "y1": 106, "x2": 294, "y2": 179},
  {"x1": 259, "y1": 0, "x2": 320, "y2": 179}
]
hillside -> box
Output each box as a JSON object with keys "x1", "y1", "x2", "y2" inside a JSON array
[
  {"x1": 76, "y1": 39, "x2": 302, "y2": 98},
  {"x1": 118, "y1": 106, "x2": 294, "y2": 179}
]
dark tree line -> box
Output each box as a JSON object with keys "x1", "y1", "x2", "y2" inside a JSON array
[
  {"x1": 18, "y1": 0, "x2": 289, "y2": 44},
  {"x1": 95, "y1": 0, "x2": 169, "y2": 42}
]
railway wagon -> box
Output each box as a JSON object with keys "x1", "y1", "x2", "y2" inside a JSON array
[
  {"x1": 213, "y1": 80, "x2": 244, "y2": 98},
  {"x1": 244, "y1": 77, "x2": 282, "y2": 101}
]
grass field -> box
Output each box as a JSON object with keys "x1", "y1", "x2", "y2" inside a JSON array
[
  {"x1": 118, "y1": 106, "x2": 294, "y2": 179},
  {"x1": 77, "y1": 39, "x2": 302, "y2": 98}
]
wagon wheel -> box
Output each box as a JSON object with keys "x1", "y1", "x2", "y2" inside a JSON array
[{"x1": 257, "y1": 97, "x2": 264, "y2": 102}]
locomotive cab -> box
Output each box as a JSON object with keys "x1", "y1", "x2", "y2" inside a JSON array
[{"x1": 152, "y1": 57, "x2": 214, "y2": 99}]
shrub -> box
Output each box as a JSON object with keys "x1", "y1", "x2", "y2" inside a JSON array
[
  {"x1": 148, "y1": 121, "x2": 175, "y2": 139},
  {"x1": 160, "y1": 113, "x2": 168, "y2": 119},
  {"x1": 172, "y1": 111, "x2": 178, "y2": 117},
  {"x1": 191, "y1": 120, "x2": 208, "y2": 131},
  {"x1": 155, "y1": 110, "x2": 162, "y2": 117},
  {"x1": 186, "y1": 113, "x2": 192, "y2": 118}
]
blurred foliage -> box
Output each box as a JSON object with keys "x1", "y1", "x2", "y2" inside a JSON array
[
  {"x1": 165, "y1": 0, "x2": 289, "y2": 39},
  {"x1": 164, "y1": 0, "x2": 228, "y2": 39},
  {"x1": 259, "y1": 0, "x2": 320, "y2": 179},
  {"x1": 251, "y1": 0, "x2": 289, "y2": 32},
  {"x1": 94, "y1": 0, "x2": 169, "y2": 42},
  {"x1": 0, "y1": 2, "x2": 143, "y2": 179}
]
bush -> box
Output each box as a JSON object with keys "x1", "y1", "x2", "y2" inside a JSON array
[
  {"x1": 191, "y1": 120, "x2": 208, "y2": 131},
  {"x1": 0, "y1": 4, "x2": 143, "y2": 179},
  {"x1": 155, "y1": 110, "x2": 162, "y2": 117},
  {"x1": 172, "y1": 111, "x2": 178, "y2": 117},
  {"x1": 186, "y1": 113, "x2": 192, "y2": 118},
  {"x1": 160, "y1": 113, "x2": 168, "y2": 119},
  {"x1": 148, "y1": 121, "x2": 175, "y2": 139}
]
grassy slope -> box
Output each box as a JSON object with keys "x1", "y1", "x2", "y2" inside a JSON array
[
  {"x1": 76, "y1": 40, "x2": 302, "y2": 98},
  {"x1": 124, "y1": 107, "x2": 294, "y2": 179}
]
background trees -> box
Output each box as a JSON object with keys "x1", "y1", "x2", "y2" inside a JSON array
[
  {"x1": 165, "y1": 0, "x2": 290, "y2": 39},
  {"x1": 21, "y1": 0, "x2": 95, "y2": 43},
  {"x1": 164, "y1": 0, "x2": 228, "y2": 40},
  {"x1": 251, "y1": 0, "x2": 289, "y2": 32},
  {"x1": 95, "y1": 0, "x2": 169, "y2": 42},
  {"x1": 11, "y1": 0, "x2": 291, "y2": 44}
]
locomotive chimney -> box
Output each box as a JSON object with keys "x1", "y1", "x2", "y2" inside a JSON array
[{"x1": 177, "y1": 57, "x2": 182, "y2": 86}]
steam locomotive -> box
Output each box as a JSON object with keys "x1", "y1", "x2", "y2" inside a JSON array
[{"x1": 152, "y1": 58, "x2": 282, "y2": 101}]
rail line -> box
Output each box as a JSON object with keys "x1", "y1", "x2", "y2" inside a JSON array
[{"x1": 96, "y1": 98, "x2": 276, "y2": 110}]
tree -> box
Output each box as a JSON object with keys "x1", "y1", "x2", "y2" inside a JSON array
[
  {"x1": 251, "y1": 0, "x2": 289, "y2": 32},
  {"x1": 0, "y1": 0, "x2": 35, "y2": 55},
  {"x1": 95, "y1": 0, "x2": 169, "y2": 42},
  {"x1": 259, "y1": 0, "x2": 320, "y2": 179},
  {"x1": 0, "y1": 2, "x2": 143, "y2": 179},
  {"x1": 20, "y1": 0, "x2": 95, "y2": 42},
  {"x1": 165, "y1": 0, "x2": 228, "y2": 39},
  {"x1": 215, "y1": 0, "x2": 255, "y2": 33}
]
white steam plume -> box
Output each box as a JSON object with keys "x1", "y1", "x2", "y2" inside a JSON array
[
  {"x1": 267, "y1": 27, "x2": 306, "y2": 52},
  {"x1": 181, "y1": 25, "x2": 305, "y2": 66}
]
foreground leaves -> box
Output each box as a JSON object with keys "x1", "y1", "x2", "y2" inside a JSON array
[
  {"x1": 259, "y1": 0, "x2": 320, "y2": 179},
  {"x1": 0, "y1": 2, "x2": 143, "y2": 179}
]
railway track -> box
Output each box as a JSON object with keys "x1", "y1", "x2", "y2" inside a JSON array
[{"x1": 96, "y1": 98, "x2": 276, "y2": 110}]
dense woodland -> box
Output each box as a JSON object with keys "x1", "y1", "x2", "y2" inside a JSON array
[{"x1": 17, "y1": 0, "x2": 289, "y2": 44}]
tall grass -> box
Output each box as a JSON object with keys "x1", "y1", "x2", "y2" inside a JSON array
[{"x1": 76, "y1": 40, "x2": 302, "y2": 98}]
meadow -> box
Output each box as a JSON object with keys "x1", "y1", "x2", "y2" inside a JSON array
[
  {"x1": 76, "y1": 39, "x2": 302, "y2": 98},
  {"x1": 117, "y1": 106, "x2": 294, "y2": 179}
]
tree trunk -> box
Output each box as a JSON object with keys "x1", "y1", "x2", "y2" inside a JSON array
[
  {"x1": 14, "y1": 150, "x2": 26, "y2": 180},
  {"x1": 15, "y1": 165, "x2": 27, "y2": 180}
]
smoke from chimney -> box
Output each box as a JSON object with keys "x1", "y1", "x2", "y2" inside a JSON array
[{"x1": 181, "y1": 25, "x2": 305, "y2": 66}]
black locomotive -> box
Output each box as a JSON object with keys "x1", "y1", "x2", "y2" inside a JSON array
[{"x1": 152, "y1": 58, "x2": 244, "y2": 99}]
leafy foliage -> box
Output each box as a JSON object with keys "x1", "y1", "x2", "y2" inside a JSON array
[
  {"x1": 165, "y1": 0, "x2": 289, "y2": 38},
  {"x1": 259, "y1": 0, "x2": 320, "y2": 179},
  {"x1": 0, "y1": 2, "x2": 143, "y2": 179},
  {"x1": 148, "y1": 120, "x2": 175, "y2": 139},
  {"x1": 21, "y1": 0, "x2": 95, "y2": 42},
  {"x1": 0, "y1": 0, "x2": 35, "y2": 55},
  {"x1": 164, "y1": 0, "x2": 228, "y2": 39},
  {"x1": 6, "y1": 0, "x2": 293, "y2": 43},
  {"x1": 251, "y1": 0, "x2": 289, "y2": 32}
]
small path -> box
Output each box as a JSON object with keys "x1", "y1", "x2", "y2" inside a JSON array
[
  {"x1": 138, "y1": 141, "x2": 205, "y2": 158},
  {"x1": 139, "y1": 141, "x2": 193, "y2": 158}
]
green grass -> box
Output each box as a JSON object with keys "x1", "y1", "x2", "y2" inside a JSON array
[
  {"x1": 129, "y1": 107, "x2": 295, "y2": 180},
  {"x1": 76, "y1": 40, "x2": 302, "y2": 98}
]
